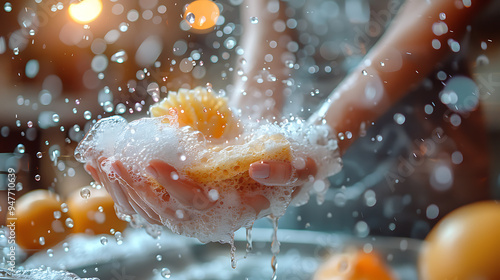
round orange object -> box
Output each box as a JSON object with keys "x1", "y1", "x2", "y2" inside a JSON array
[
  {"x1": 184, "y1": 0, "x2": 220, "y2": 32},
  {"x1": 314, "y1": 250, "x2": 396, "y2": 280},
  {"x1": 66, "y1": 187, "x2": 127, "y2": 235},
  {"x1": 16, "y1": 190, "x2": 72, "y2": 251},
  {"x1": 419, "y1": 201, "x2": 500, "y2": 280}
]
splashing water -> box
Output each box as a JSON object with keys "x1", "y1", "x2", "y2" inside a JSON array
[
  {"x1": 270, "y1": 216, "x2": 280, "y2": 280},
  {"x1": 245, "y1": 225, "x2": 253, "y2": 257},
  {"x1": 160, "y1": 267, "x2": 171, "y2": 279}
]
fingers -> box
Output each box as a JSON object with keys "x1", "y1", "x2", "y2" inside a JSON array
[
  {"x1": 111, "y1": 161, "x2": 167, "y2": 223},
  {"x1": 127, "y1": 195, "x2": 162, "y2": 225},
  {"x1": 146, "y1": 160, "x2": 214, "y2": 210},
  {"x1": 296, "y1": 157, "x2": 317, "y2": 182},
  {"x1": 84, "y1": 164, "x2": 101, "y2": 185},
  {"x1": 105, "y1": 176, "x2": 137, "y2": 216},
  {"x1": 249, "y1": 161, "x2": 293, "y2": 186},
  {"x1": 95, "y1": 158, "x2": 136, "y2": 215},
  {"x1": 249, "y1": 157, "x2": 318, "y2": 186}
]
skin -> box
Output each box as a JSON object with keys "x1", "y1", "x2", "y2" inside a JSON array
[
  {"x1": 85, "y1": 0, "x2": 490, "y2": 224},
  {"x1": 308, "y1": 0, "x2": 491, "y2": 154}
]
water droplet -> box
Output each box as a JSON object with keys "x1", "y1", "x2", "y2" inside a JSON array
[
  {"x1": 84, "y1": 111, "x2": 92, "y2": 120},
  {"x1": 63, "y1": 242, "x2": 70, "y2": 252},
  {"x1": 161, "y1": 268, "x2": 171, "y2": 278},
  {"x1": 100, "y1": 236, "x2": 108, "y2": 245},
  {"x1": 4, "y1": 2, "x2": 12, "y2": 12},
  {"x1": 98, "y1": 206, "x2": 104, "y2": 212},
  {"x1": 52, "y1": 113, "x2": 60, "y2": 123},
  {"x1": 27, "y1": 121, "x2": 33, "y2": 128},
  {"x1": 53, "y1": 211, "x2": 62, "y2": 219},
  {"x1": 250, "y1": 16, "x2": 259, "y2": 24},
  {"x1": 13, "y1": 47, "x2": 19, "y2": 55},
  {"x1": 65, "y1": 217, "x2": 74, "y2": 228},
  {"x1": 36, "y1": 152, "x2": 42, "y2": 158},
  {"x1": 34, "y1": 174, "x2": 41, "y2": 181},
  {"x1": 111, "y1": 50, "x2": 128, "y2": 63},
  {"x1": 39, "y1": 236, "x2": 45, "y2": 246},
  {"x1": 246, "y1": 227, "x2": 253, "y2": 255},
  {"x1": 119, "y1": 22, "x2": 128, "y2": 32},
  {"x1": 115, "y1": 231, "x2": 124, "y2": 245},
  {"x1": 362, "y1": 69, "x2": 367, "y2": 76},
  {"x1": 186, "y1": 12, "x2": 195, "y2": 24},
  {"x1": 115, "y1": 103, "x2": 126, "y2": 114},
  {"x1": 208, "y1": 189, "x2": 219, "y2": 201},
  {"x1": 61, "y1": 203, "x2": 69, "y2": 213},
  {"x1": 175, "y1": 209, "x2": 185, "y2": 219},
  {"x1": 156, "y1": 254, "x2": 162, "y2": 261},
  {"x1": 80, "y1": 187, "x2": 91, "y2": 199},
  {"x1": 393, "y1": 113, "x2": 406, "y2": 125},
  {"x1": 16, "y1": 144, "x2": 25, "y2": 154},
  {"x1": 47, "y1": 249, "x2": 54, "y2": 257},
  {"x1": 103, "y1": 101, "x2": 114, "y2": 112},
  {"x1": 224, "y1": 37, "x2": 236, "y2": 49}
]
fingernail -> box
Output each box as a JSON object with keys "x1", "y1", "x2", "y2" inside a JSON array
[
  {"x1": 251, "y1": 163, "x2": 270, "y2": 179},
  {"x1": 145, "y1": 165, "x2": 159, "y2": 179}
]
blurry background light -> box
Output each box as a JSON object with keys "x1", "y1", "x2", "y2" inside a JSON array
[{"x1": 68, "y1": 0, "x2": 103, "y2": 24}]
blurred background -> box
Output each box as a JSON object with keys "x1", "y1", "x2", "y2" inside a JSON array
[{"x1": 1, "y1": 0, "x2": 500, "y2": 279}]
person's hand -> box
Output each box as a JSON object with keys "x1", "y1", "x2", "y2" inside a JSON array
[
  {"x1": 84, "y1": 158, "x2": 217, "y2": 225},
  {"x1": 249, "y1": 157, "x2": 317, "y2": 185},
  {"x1": 249, "y1": 157, "x2": 317, "y2": 201},
  {"x1": 84, "y1": 158, "x2": 273, "y2": 225}
]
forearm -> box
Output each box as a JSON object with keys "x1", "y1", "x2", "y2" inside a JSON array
[
  {"x1": 310, "y1": 0, "x2": 490, "y2": 154},
  {"x1": 230, "y1": 0, "x2": 292, "y2": 119}
]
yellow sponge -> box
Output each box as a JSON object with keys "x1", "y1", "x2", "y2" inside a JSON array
[
  {"x1": 150, "y1": 87, "x2": 239, "y2": 139},
  {"x1": 149, "y1": 87, "x2": 292, "y2": 190}
]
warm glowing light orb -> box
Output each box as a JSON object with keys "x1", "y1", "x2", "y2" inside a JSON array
[
  {"x1": 69, "y1": 0, "x2": 103, "y2": 24},
  {"x1": 184, "y1": 0, "x2": 220, "y2": 32}
]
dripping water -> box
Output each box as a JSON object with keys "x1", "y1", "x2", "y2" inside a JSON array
[
  {"x1": 245, "y1": 225, "x2": 253, "y2": 258},
  {"x1": 230, "y1": 234, "x2": 237, "y2": 269},
  {"x1": 270, "y1": 216, "x2": 280, "y2": 280}
]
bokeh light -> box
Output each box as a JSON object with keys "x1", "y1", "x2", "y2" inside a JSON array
[{"x1": 68, "y1": 0, "x2": 103, "y2": 24}]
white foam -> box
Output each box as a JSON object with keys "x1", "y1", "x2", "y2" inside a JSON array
[
  {"x1": 75, "y1": 115, "x2": 341, "y2": 244},
  {"x1": 6, "y1": 268, "x2": 98, "y2": 280}
]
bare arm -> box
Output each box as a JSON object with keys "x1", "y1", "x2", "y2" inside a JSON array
[
  {"x1": 230, "y1": 0, "x2": 292, "y2": 119},
  {"x1": 309, "y1": 0, "x2": 490, "y2": 155}
]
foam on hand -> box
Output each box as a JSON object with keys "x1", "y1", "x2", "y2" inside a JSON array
[{"x1": 75, "y1": 87, "x2": 341, "y2": 244}]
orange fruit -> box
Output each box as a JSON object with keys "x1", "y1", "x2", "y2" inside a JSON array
[
  {"x1": 419, "y1": 201, "x2": 500, "y2": 280},
  {"x1": 16, "y1": 190, "x2": 72, "y2": 250},
  {"x1": 314, "y1": 250, "x2": 396, "y2": 280},
  {"x1": 66, "y1": 187, "x2": 127, "y2": 235}
]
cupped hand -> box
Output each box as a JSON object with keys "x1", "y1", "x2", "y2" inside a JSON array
[
  {"x1": 85, "y1": 158, "x2": 217, "y2": 225},
  {"x1": 84, "y1": 158, "x2": 273, "y2": 225}
]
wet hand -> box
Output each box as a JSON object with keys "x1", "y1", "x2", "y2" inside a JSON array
[
  {"x1": 85, "y1": 158, "x2": 272, "y2": 225},
  {"x1": 249, "y1": 157, "x2": 317, "y2": 186},
  {"x1": 85, "y1": 158, "x2": 216, "y2": 225}
]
